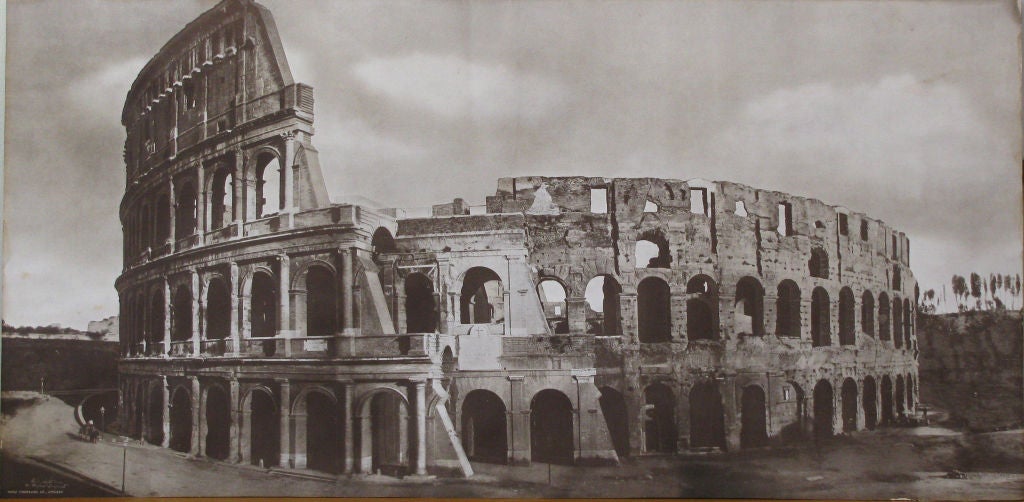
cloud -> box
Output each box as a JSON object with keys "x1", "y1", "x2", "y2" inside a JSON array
[
  {"x1": 351, "y1": 53, "x2": 568, "y2": 121},
  {"x1": 67, "y1": 57, "x2": 148, "y2": 120}
]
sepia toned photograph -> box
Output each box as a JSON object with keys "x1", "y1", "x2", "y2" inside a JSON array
[{"x1": 1, "y1": 0, "x2": 1021, "y2": 499}]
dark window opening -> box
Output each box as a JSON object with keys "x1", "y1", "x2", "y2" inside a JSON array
[
  {"x1": 172, "y1": 285, "x2": 192, "y2": 342},
  {"x1": 863, "y1": 376, "x2": 878, "y2": 430},
  {"x1": 638, "y1": 277, "x2": 671, "y2": 343},
  {"x1": 404, "y1": 273, "x2": 437, "y2": 333},
  {"x1": 689, "y1": 381, "x2": 726, "y2": 449},
  {"x1": 740, "y1": 385, "x2": 768, "y2": 449},
  {"x1": 585, "y1": 275, "x2": 621, "y2": 336},
  {"x1": 861, "y1": 291, "x2": 875, "y2": 336},
  {"x1": 892, "y1": 265, "x2": 901, "y2": 290},
  {"x1": 538, "y1": 279, "x2": 569, "y2": 334},
  {"x1": 860, "y1": 219, "x2": 869, "y2": 241},
  {"x1": 841, "y1": 378, "x2": 858, "y2": 433},
  {"x1": 251, "y1": 272, "x2": 277, "y2": 338},
  {"x1": 838, "y1": 287, "x2": 855, "y2": 346},
  {"x1": 878, "y1": 292, "x2": 891, "y2": 341},
  {"x1": 306, "y1": 266, "x2": 338, "y2": 336},
  {"x1": 530, "y1": 390, "x2": 574, "y2": 465},
  {"x1": 813, "y1": 380, "x2": 833, "y2": 439},
  {"x1": 734, "y1": 277, "x2": 765, "y2": 336},
  {"x1": 211, "y1": 169, "x2": 234, "y2": 229},
  {"x1": 811, "y1": 287, "x2": 831, "y2": 347},
  {"x1": 460, "y1": 267, "x2": 504, "y2": 324},
  {"x1": 687, "y1": 275, "x2": 718, "y2": 341},
  {"x1": 892, "y1": 298, "x2": 903, "y2": 349},
  {"x1": 174, "y1": 182, "x2": 198, "y2": 240},
  {"x1": 839, "y1": 213, "x2": 849, "y2": 236},
  {"x1": 204, "y1": 386, "x2": 230, "y2": 460},
  {"x1": 809, "y1": 247, "x2": 829, "y2": 279},
  {"x1": 776, "y1": 280, "x2": 802, "y2": 338},
  {"x1": 461, "y1": 390, "x2": 508, "y2": 464},
  {"x1": 599, "y1": 387, "x2": 630, "y2": 457},
  {"x1": 205, "y1": 278, "x2": 231, "y2": 339},
  {"x1": 255, "y1": 153, "x2": 282, "y2": 218},
  {"x1": 643, "y1": 384, "x2": 677, "y2": 453}
]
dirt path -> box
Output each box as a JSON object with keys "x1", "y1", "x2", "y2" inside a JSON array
[{"x1": 2, "y1": 394, "x2": 1021, "y2": 499}]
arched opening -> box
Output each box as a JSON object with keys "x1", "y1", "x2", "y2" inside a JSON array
[
  {"x1": 205, "y1": 278, "x2": 231, "y2": 340},
  {"x1": 175, "y1": 181, "x2": 198, "y2": 240},
  {"x1": 172, "y1": 286, "x2": 192, "y2": 342},
  {"x1": 306, "y1": 391, "x2": 341, "y2": 473},
  {"x1": 878, "y1": 293, "x2": 891, "y2": 341},
  {"x1": 460, "y1": 267, "x2": 504, "y2": 324},
  {"x1": 585, "y1": 275, "x2": 622, "y2": 335},
  {"x1": 368, "y1": 391, "x2": 409, "y2": 475},
  {"x1": 638, "y1": 277, "x2": 671, "y2": 343},
  {"x1": 205, "y1": 386, "x2": 231, "y2": 460},
  {"x1": 251, "y1": 272, "x2": 277, "y2": 338},
  {"x1": 133, "y1": 296, "x2": 145, "y2": 355},
  {"x1": 776, "y1": 280, "x2": 802, "y2": 338},
  {"x1": 841, "y1": 378, "x2": 858, "y2": 432},
  {"x1": 146, "y1": 387, "x2": 163, "y2": 446},
  {"x1": 779, "y1": 382, "x2": 806, "y2": 443},
  {"x1": 809, "y1": 247, "x2": 829, "y2": 279},
  {"x1": 371, "y1": 227, "x2": 397, "y2": 254},
  {"x1": 530, "y1": 389, "x2": 574, "y2": 465},
  {"x1": 863, "y1": 376, "x2": 878, "y2": 430},
  {"x1": 813, "y1": 380, "x2": 834, "y2": 439},
  {"x1": 903, "y1": 299, "x2": 912, "y2": 349},
  {"x1": 461, "y1": 390, "x2": 507, "y2": 464},
  {"x1": 880, "y1": 375, "x2": 894, "y2": 425},
  {"x1": 687, "y1": 275, "x2": 718, "y2": 341},
  {"x1": 538, "y1": 279, "x2": 569, "y2": 334},
  {"x1": 148, "y1": 290, "x2": 165, "y2": 355},
  {"x1": 139, "y1": 204, "x2": 151, "y2": 252},
  {"x1": 256, "y1": 153, "x2": 282, "y2": 218},
  {"x1": 404, "y1": 273, "x2": 436, "y2": 333},
  {"x1": 740, "y1": 385, "x2": 768, "y2": 449},
  {"x1": 892, "y1": 265, "x2": 902, "y2": 290},
  {"x1": 210, "y1": 168, "x2": 234, "y2": 229},
  {"x1": 155, "y1": 192, "x2": 171, "y2": 246},
  {"x1": 861, "y1": 291, "x2": 875, "y2": 337},
  {"x1": 634, "y1": 229, "x2": 671, "y2": 268},
  {"x1": 169, "y1": 387, "x2": 192, "y2": 453},
  {"x1": 892, "y1": 298, "x2": 903, "y2": 349},
  {"x1": 734, "y1": 277, "x2": 765, "y2": 336},
  {"x1": 249, "y1": 389, "x2": 279, "y2": 467},
  {"x1": 811, "y1": 287, "x2": 831, "y2": 347},
  {"x1": 643, "y1": 383, "x2": 677, "y2": 454},
  {"x1": 306, "y1": 266, "x2": 337, "y2": 337},
  {"x1": 895, "y1": 375, "x2": 905, "y2": 417},
  {"x1": 689, "y1": 381, "x2": 725, "y2": 449},
  {"x1": 839, "y1": 287, "x2": 855, "y2": 345},
  {"x1": 598, "y1": 387, "x2": 629, "y2": 457}
]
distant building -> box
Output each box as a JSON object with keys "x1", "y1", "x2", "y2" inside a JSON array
[
  {"x1": 117, "y1": 0, "x2": 919, "y2": 478},
  {"x1": 88, "y1": 316, "x2": 119, "y2": 339}
]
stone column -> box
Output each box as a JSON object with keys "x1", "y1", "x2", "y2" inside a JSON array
[
  {"x1": 190, "y1": 376, "x2": 201, "y2": 456},
  {"x1": 196, "y1": 164, "x2": 207, "y2": 239},
  {"x1": 232, "y1": 150, "x2": 244, "y2": 225},
  {"x1": 278, "y1": 254, "x2": 291, "y2": 338},
  {"x1": 341, "y1": 248, "x2": 354, "y2": 334},
  {"x1": 342, "y1": 382, "x2": 354, "y2": 473},
  {"x1": 721, "y1": 376, "x2": 740, "y2": 451},
  {"x1": 413, "y1": 379, "x2": 428, "y2": 475},
  {"x1": 167, "y1": 179, "x2": 177, "y2": 251},
  {"x1": 566, "y1": 297, "x2": 587, "y2": 333},
  {"x1": 764, "y1": 294, "x2": 778, "y2": 337},
  {"x1": 230, "y1": 378, "x2": 240, "y2": 462},
  {"x1": 141, "y1": 383, "x2": 150, "y2": 442},
  {"x1": 856, "y1": 378, "x2": 866, "y2": 432},
  {"x1": 278, "y1": 379, "x2": 292, "y2": 468},
  {"x1": 161, "y1": 376, "x2": 170, "y2": 448},
  {"x1": 191, "y1": 270, "x2": 201, "y2": 355},
  {"x1": 507, "y1": 375, "x2": 530, "y2": 465},
  {"x1": 671, "y1": 291, "x2": 687, "y2": 342},
  {"x1": 832, "y1": 378, "x2": 843, "y2": 435},
  {"x1": 620, "y1": 293, "x2": 638, "y2": 344},
  {"x1": 282, "y1": 132, "x2": 295, "y2": 218},
  {"x1": 229, "y1": 262, "x2": 240, "y2": 355},
  {"x1": 163, "y1": 279, "x2": 172, "y2": 357},
  {"x1": 292, "y1": 407, "x2": 307, "y2": 469}
]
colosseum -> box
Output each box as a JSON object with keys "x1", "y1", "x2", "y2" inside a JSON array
[{"x1": 116, "y1": 0, "x2": 920, "y2": 478}]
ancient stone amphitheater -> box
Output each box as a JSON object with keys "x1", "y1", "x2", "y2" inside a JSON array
[{"x1": 116, "y1": 0, "x2": 919, "y2": 478}]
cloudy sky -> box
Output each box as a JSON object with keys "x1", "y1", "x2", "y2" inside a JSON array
[{"x1": 3, "y1": 0, "x2": 1021, "y2": 329}]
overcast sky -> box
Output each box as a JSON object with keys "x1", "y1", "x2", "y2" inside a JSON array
[{"x1": 3, "y1": 0, "x2": 1021, "y2": 329}]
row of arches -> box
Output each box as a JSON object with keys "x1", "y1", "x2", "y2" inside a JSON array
[
  {"x1": 124, "y1": 151, "x2": 287, "y2": 259},
  {"x1": 134, "y1": 381, "x2": 414, "y2": 475}
]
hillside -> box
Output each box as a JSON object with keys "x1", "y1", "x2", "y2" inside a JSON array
[
  {"x1": 917, "y1": 310, "x2": 1023, "y2": 431},
  {"x1": 1, "y1": 337, "x2": 119, "y2": 392}
]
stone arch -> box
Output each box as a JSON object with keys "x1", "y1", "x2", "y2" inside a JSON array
[
  {"x1": 249, "y1": 270, "x2": 277, "y2": 338},
  {"x1": 598, "y1": 386, "x2": 629, "y2": 457},
  {"x1": 154, "y1": 191, "x2": 171, "y2": 246},
  {"x1": 146, "y1": 383, "x2": 163, "y2": 445},
  {"x1": 812, "y1": 379, "x2": 834, "y2": 439},
  {"x1": 880, "y1": 375, "x2": 894, "y2": 425},
  {"x1": 838, "y1": 287, "x2": 856, "y2": 345},
  {"x1": 208, "y1": 163, "x2": 235, "y2": 229},
  {"x1": 292, "y1": 385, "x2": 341, "y2": 474},
  {"x1": 642, "y1": 383, "x2": 677, "y2": 453},
  {"x1": 404, "y1": 272, "x2": 437, "y2": 333},
  {"x1": 530, "y1": 389, "x2": 574, "y2": 464},
  {"x1": 172, "y1": 284, "x2": 192, "y2": 342},
  {"x1": 811, "y1": 287, "x2": 831, "y2": 347},
  {"x1": 878, "y1": 292, "x2": 891, "y2": 341},
  {"x1": 538, "y1": 278, "x2": 569, "y2": 334},
  {"x1": 863, "y1": 376, "x2": 878, "y2": 430},
  {"x1": 461, "y1": 389, "x2": 508, "y2": 464},
  {"x1": 861, "y1": 290, "x2": 875, "y2": 337},
  {"x1": 892, "y1": 297, "x2": 903, "y2": 348},
  {"x1": 734, "y1": 276, "x2": 765, "y2": 336},
  {"x1": 585, "y1": 275, "x2": 622, "y2": 336},
  {"x1": 174, "y1": 179, "x2": 198, "y2": 240},
  {"x1": 776, "y1": 280, "x2": 802, "y2": 338},
  {"x1": 459, "y1": 267, "x2": 504, "y2": 324},
  {"x1": 204, "y1": 276, "x2": 231, "y2": 340},
  {"x1": 371, "y1": 227, "x2": 397, "y2": 254},
  {"x1": 687, "y1": 275, "x2": 718, "y2": 341},
  {"x1": 202, "y1": 383, "x2": 231, "y2": 460},
  {"x1": 638, "y1": 276, "x2": 671, "y2": 343},
  {"x1": 301, "y1": 263, "x2": 338, "y2": 337},
  {"x1": 740, "y1": 384, "x2": 768, "y2": 449},
  {"x1": 252, "y1": 149, "x2": 283, "y2": 218},
  {"x1": 689, "y1": 380, "x2": 725, "y2": 449},
  {"x1": 357, "y1": 386, "x2": 410, "y2": 475},
  {"x1": 841, "y1": 378, "x2": 858, "y2": 432},
  {"x1": 148, "y1": 287, "x2": 165, "y2": 354},
  {"x1": 169, "y1": 385, "x2": 192, "y2": 453},
  {"x1": 241, "y1": 385, "x2": 279, "y2": 467},
  {"x1": 635, "y1": 228, "x2": 671, "y2": 268}
]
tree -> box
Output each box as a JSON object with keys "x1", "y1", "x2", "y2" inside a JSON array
[
  {"x1": 969, "y1": 272, "x2": 982, "y2": 310},
  {"x1": 952, "y1": 275, "x2": 968, "y2": 311}
]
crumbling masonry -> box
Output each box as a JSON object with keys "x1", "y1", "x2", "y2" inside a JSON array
[{"x1": 117, "y1": 0, "x2": 919, "y2": 477}]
